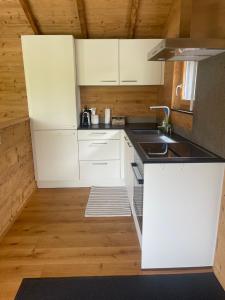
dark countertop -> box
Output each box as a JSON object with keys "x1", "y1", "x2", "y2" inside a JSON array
[
  {"x1": 78, "y1": 123, "x2": 158, "y2": 131},
  {"x1": 78, "y1": 123, "x2": 225, "y2": 164}
]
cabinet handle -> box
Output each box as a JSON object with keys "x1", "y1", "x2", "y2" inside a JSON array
[
  {"x1": 100, "y1": 80, "x2": 117, "y2": 82},
  {"x1": 124, "y1": 135, "x2": 132, "y2": 147},
  {"x1": 131, "y1": 163, "x2": 144, "y2": 184},
  {"x1": 90, "y1": 132, "x2": 107, "y2": 134},
  {"x1": 90, "y1": 142, "x2": 108, "y2": 145},
  {"x1": 92, "y1": 162, "x2": 108, "y2": 165},
  {"x1": 121, "y1": 80, "x2": 138, "y2": 82}
]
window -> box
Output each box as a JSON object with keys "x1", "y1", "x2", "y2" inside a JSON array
[{"x1": 172, "y1": 61, "x2": 198, "y2": 112}]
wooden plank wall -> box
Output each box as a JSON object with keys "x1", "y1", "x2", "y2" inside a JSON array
[
  {"x1": 0, "y1": 120, "x2": 36, "y2": 239},
  {"x1": 0, "y1": 37, "x2": 30, "y2": 120},
  {"x1": 191, "y1": 0, "x2": 225, "y2": 39},
  {"x1": 214, "y1": 174, "x2": 225, "y2": 289},
  {"x1": 0, "y1": 1, "x2": 36, "y2": 239},
  {"x1": 80, "y1": 86, "x2": 161, "y2": 120},
  {"x1": 0, "y1": 0, "x2": 33, "y2": 121}
]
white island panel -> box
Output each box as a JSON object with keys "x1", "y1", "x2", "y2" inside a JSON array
[{"x1": 142, "y1": 163, "x2": 224, "y2": 269}]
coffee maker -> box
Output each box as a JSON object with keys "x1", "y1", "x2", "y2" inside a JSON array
[{"x1": 80, "y1": 106, "x2": 91, "y2": 127}]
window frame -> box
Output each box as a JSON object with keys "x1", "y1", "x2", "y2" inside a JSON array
[{"x1": 171, "y1": 61, "x2": 198, "y2": 112}]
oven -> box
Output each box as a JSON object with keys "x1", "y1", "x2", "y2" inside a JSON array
[{"x1": 131, "y1": 151, "x2": 144, "y2": 233}]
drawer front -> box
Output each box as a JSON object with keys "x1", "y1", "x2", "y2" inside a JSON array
[
  {"x1": 78, "y1": 130, "x2": 121, "y2": 140},
  {"x1": 80, "y1": 160, "x2": 121, "y2": 180},
  {"x1": 79, "y1": 140, "x2": 120, "y2": 160}
]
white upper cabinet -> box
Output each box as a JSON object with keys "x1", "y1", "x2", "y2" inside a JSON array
[
  {"x1": 21, "y1": 35, "x2": 79, "y2": 130},
  {"x1": 76, "y1": 39, "x2": 164, "y2": 86},
  {"x1": 119, "y1": 39, "x2": 164, "y2": 85},
  {"x1": 76, "y1": 39, "x2": 119, "y2": 85}
]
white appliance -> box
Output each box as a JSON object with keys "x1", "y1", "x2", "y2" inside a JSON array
[{"x1": 21, "y1": 35, "x2": 80, "y2": 187}]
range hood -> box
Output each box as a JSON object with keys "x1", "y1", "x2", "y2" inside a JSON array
[{"x1": 148, "y1": 38, "x2": 225, "y2": 61}]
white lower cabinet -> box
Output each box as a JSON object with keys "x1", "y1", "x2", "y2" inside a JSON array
[
  {"x1": 78, "y1": 129, "x2": 123, "y2": 186},
  {"x1": 141, "y1": 163, "x2": 224, "y2": 269},
  {"x1": 79, "y1": 140, "x2": 120, "y2": 161},
  {"x1": 33, "y1": 130, "x2": 79, "y2": 187},
  {"x1": 78, "y1": 130, "x2": 121, "y2": 140},
  {"x1": 80, "y1": 160, "x2": 121, "y2": 182}
]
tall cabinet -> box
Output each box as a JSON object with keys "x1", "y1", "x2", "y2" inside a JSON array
[{"x1": 21, "y1": 35, "x2": 79, "y2": 187}]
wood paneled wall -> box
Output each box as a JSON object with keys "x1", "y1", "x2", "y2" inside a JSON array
[
  {"x1": 163, "y1": 0, "x2": 181, "y2": 38},
  {"x1": 170, "y1": 111, "x2": 193, "y2": 137},
  {"x1": 80, "y1": 86, "x2": 161, "y2": 120},
  {"x1": 0, "y1": 0, "x2": 33, "y2": 121},
  {"x1": 0, "y1": 37, "x2": 30, "y2": 120},
  {"x1": 0, "y1": 120, "x2": 36, "y2": 239},
  {"x1": 191, "y1": 0, "x2": 225, "y2": 39},
  {"x1": 214, "y1": 174, "x2": 225, "y2": 289}
]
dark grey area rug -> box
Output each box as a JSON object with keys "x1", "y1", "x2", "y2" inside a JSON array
[{"x1": 15, "y1": 272, "x2": 225, "y2": 300}]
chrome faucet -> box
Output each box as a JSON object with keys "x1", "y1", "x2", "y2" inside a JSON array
[{"x1": 150, "y1": 106, "x2": 171, "y2": 134}]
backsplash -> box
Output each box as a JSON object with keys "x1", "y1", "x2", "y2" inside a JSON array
[
  {"x1": 80, "y1": 86, "x2": 161, "y2": 123},
  {"x1": 191, "y1": 52, "x2": 225, "y2": 158}
]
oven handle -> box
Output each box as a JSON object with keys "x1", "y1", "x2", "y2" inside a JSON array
[{"x1": 131, "y1": 163, "x2": 144, "y2": 184}]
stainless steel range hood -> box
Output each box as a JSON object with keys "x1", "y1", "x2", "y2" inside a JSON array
[{"x1": 148, "y1": 38, "x2": 225, "y2": 61}]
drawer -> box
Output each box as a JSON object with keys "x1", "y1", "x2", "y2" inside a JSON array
[
  {"x1": 80, "y1": 160, "x2": 121, "y2": 181},
  {"x1": 78, "y1": 130, "x2": 121, "y2": 140},
  {"x1": 79, "y1": 140, "x2": 120, "y2": 160}
]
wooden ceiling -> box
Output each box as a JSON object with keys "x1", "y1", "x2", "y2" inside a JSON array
[
  {"x1": 0, "y1": 0, "x2": 174, "y2": 38},
  {"x1": 0, "y1": 0, "x2": 174, "y2": 121}
]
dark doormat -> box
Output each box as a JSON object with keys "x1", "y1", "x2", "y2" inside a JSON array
[{"x1": 15, "y1": 272, "x2": 225, "y2": 300}]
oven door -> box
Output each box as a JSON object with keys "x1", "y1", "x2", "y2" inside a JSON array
[{"x1": 131, "y1": 162, "x2": 144, "y2": 233}]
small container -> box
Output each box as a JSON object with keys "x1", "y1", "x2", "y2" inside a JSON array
[
  {"x1": 91, "y1": 114, "x2": 99, "y2": 125},
  {"x1": 104, "y1": 108, "x2": 111, "y2": 124},
  {"x1": 112, "y1": 116, "x2": 126, "y2": 126}
]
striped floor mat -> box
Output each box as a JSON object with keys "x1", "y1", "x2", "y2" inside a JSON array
[{"x1": 85, "y1": 186, "x2": 131, "y2": 217}]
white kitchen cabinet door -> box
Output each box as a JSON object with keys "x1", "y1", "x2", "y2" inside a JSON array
[
  {"x1": 80, "y1": 160, "x2": 121, "y2": 182},
  {"x1": 79, "y1": 140, "x2": 120, "y2": 161},
  {"x1": 33, "y1": 130, "x2": 79, "y2": 185},
  {"x1": 76, "y1": 39, "x2": 119, "y2": 85},
  {"x1": 78, "y1": 130, "x2": 121, "y2": 141},
  {"x1": 119, "y1": 39, "x2": 164, "y2": 85},
  {"x1": 142, "y1": 163, "x2": 224, "y2": 269},
  {"x1": 21, "y1": 35, "x2": 79, "y2": 130}
]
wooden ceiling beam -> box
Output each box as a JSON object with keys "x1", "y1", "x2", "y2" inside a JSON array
[
  {"x1": 128, "y1": 0, "x2": 140, "y2": 38},
  {"x1": 76, "y1": 0, "x2": 88, "y2": 38},
  {"x1": 19, "y1": 0, "x2": 41, "y2": 34}
]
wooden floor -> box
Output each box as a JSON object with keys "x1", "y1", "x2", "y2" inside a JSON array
[{"x1": 0, "y1": 188, "x2": 212, "y2": 300}]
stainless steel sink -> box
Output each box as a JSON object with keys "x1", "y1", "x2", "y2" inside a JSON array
[
  {"x1": 130, "y1": 129, "x2": 177, "y2": 144},
  {"x1": 159, "y1": 135, "x2": 177, "y2": 143},
  {"x1": 138, "y1": 141, "x2": 217, "y2": 159}
]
